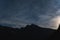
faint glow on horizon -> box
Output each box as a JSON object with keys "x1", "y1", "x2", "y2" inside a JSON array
[{"x1": 50, "y1": 16, "x2": 60, "y2": 29}]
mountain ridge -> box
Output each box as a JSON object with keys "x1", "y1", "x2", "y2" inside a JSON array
[{"x1": 0, "y1": 24, "x2": 57, "y2": 40}]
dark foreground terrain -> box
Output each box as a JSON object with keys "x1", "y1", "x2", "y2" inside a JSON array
[{"x1": 0, "y1": 24, "x2": 59, "y2": 40}]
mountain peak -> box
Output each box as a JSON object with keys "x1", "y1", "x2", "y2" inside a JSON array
[
  {"x1": 30, "y1": 24, "x2": 38, "y2": 27},
  {"x1": 25, "y1": 24, "x2": 40, "y2": 29},
  {"x1": 57, "y1": 24, "x2": 60, "y2": 31}
]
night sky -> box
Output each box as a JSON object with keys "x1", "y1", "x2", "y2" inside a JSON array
[{"x1": 0, "y1": 0, "x2": 60, "y2": 30}]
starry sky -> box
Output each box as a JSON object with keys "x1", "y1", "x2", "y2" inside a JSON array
[{"x1": 0, "y1": 0, "x2": 60, "y2": 30}]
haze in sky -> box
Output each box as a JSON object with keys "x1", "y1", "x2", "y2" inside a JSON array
[{"x1": 0, "y1": 0, "x2": 60, "y2": 30}]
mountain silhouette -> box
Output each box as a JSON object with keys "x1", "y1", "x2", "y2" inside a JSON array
[
  {"x1": 48, "y1": 24, "x2": 60, "y2": 40},
  {"x1": 0, "y1": 24, "x2": 57, "y2": 40},
  {"x1": 57, "y1": 24, "x2": 60, "y2": 31}
]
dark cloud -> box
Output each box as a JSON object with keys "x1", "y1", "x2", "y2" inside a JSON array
[{"x1": 0, "y1": 0, "x2": 60, "y2": 29}]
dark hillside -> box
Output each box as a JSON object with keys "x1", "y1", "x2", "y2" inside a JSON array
[{"x1": 0, "y1": 24, "x2": 56, "y2": 40}]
